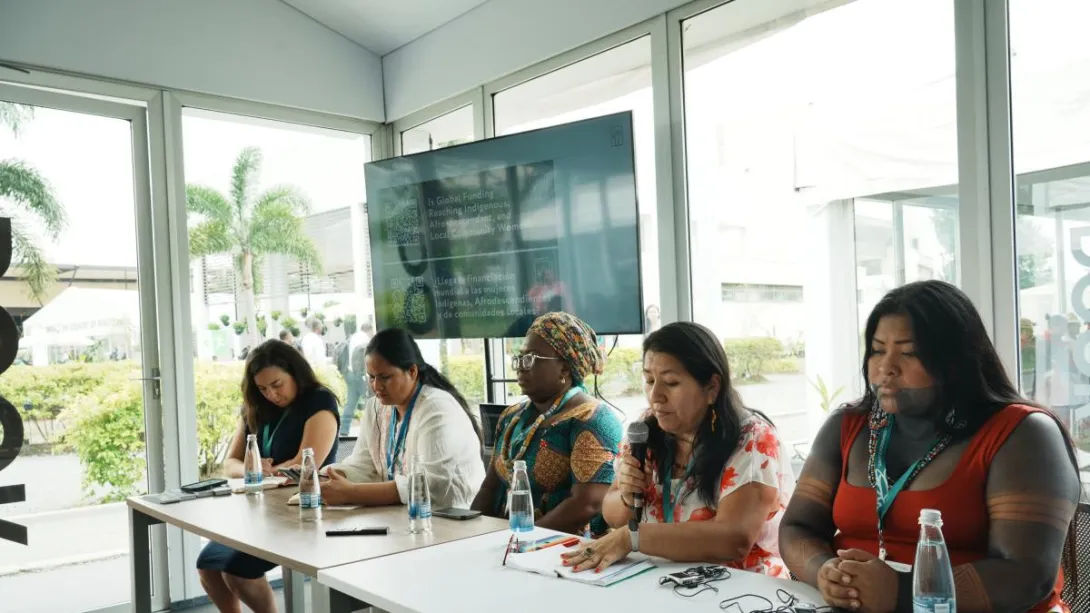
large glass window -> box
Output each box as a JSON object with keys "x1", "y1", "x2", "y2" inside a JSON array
[
  {"x1": 401, "y1": 105, "x2": 475, "y2": 155},
  {"x1": 0, "y1": 94, "x2": 156, "y2": 612},
  {"x1": 1011, "y1": 0, "x2": 1090, "y2": 455},
  {"x1": 682, "y1": 0, "x2": 959, "y2": 453},
  {"x1": 181, "y1": 109, "x2": 370, "y2": 460},
  {"x1": 493, "y1": 36, "x2": 656, "y2": 422},
  {"x1": 398, "y1": 107, "x2": 488, "y2": 408}
]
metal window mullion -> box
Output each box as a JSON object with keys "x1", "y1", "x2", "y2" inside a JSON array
[
  {"x1": 657, "y1": 12, "x2": 692, "y2": 323},
  {"x1": 954, "y1": 0, "x2": 1017, "y2": 378}
]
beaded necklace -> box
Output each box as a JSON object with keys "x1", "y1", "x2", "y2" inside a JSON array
[{"x1": 866, "y1": 402, "x2": 951, "y2": 561}]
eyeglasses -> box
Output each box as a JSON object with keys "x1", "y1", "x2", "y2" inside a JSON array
[{"x1": 510, "y1": 353, "x2": 560, "y2": 372}]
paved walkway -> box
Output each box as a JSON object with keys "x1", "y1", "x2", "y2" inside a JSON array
[
  {"x1": 0, "y1": 503, "x2": 128, "y2": 576},
  {"x1": 0, "y1": 556, "x2": 129, "y2": 613}
]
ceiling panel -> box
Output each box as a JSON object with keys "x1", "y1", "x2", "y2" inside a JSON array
[{"x1": 282, "y1": 0, "x2": 491, "y2": 55}]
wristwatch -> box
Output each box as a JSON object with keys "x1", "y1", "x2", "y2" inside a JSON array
[{"x1": 627, "y1": 519, "x2": 640, "y2": 552}]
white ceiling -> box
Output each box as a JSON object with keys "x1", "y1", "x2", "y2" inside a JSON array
[{"x1": 281, "y1": 0, "x2": 491, "y2": 55}]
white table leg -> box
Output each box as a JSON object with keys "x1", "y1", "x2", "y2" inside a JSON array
[
  {"x1": 128, "y1": 506, "x2": 162, "y2": 613},
  {"x1": 283, "y1": 567, "x2": 306, "y2": 613},
  {"x1": 311, "y1": 580, "x2": 331, "y2": 613}
]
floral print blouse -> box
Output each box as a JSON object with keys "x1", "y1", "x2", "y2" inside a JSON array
[{"x1": 635, "y1": 414, "x2": 794, "y2": 578}]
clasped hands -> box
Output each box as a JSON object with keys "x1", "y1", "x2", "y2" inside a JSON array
[{"x1": 818, "y1": 549, "x2": 900, "y2": 613}]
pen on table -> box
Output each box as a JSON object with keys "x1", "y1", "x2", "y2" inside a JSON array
[
  {"x1": 502, "y1": 534, "x2": 515, "y2": 566},
  {"x1": 524, "y1": 536, "x2": 580, "y2": 553}
]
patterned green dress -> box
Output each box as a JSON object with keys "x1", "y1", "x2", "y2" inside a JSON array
[{"x1": 489, "y1": 399, "x2": 623, "y2": 537}]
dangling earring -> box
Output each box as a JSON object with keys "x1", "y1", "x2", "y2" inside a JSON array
[{"x1": 711, "y1": 409, "x2": 717, "y2": 432}]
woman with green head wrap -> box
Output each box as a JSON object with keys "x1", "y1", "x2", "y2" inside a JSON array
[{"x1": 471, "y1": 312, "x2": 624, "y2": 537}]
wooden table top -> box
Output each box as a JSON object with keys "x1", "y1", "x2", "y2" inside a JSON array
[{"x1": 127, "y1": 487, "x2": 509, "y2": 576}]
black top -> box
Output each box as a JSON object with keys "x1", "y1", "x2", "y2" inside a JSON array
[{"x1": 245, "y1": 387, "x2": 340, "y2": 467}]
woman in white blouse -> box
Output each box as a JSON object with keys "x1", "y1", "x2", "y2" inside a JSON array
[{"x1": 320, "y1": 328, "x2": 485, "y2": 508}]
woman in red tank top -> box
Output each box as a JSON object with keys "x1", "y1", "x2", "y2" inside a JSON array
[{"x1": 779, "y1": 281, "x2": 1080, "y2": 613}]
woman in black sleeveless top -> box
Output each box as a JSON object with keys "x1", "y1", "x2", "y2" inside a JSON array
[{"x1": 196, "y1": 340, "x2": 340, "y2": 613}]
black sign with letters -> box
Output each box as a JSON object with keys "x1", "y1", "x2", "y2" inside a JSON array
[{"x1": 0, "y1": 217, "x2": 27, "y2": 545}]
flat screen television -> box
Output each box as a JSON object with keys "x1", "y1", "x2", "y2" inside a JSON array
[{"x1": 365, "y1": 111, "x2": 642, "y2": 340}]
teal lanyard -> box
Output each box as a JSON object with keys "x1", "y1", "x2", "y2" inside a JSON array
[
  {"x1": 262, "y1": 411, "x2": 289, "y2": 458},
  {"x1": 507, "y1": 387, "x2": 580, "y2": 460},
  {"x1": 385, "y1": 384, "x2": 423, "y2": 481},
  {"x1": 871, "y1": 417, "x2": 946, "y2": 558},
  {"x1": 661, "y1": 443, "x2": 695, "y2": 524}
]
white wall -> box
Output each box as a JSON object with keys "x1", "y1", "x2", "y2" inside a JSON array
[
  {"x1": 0, "y1": 0, "x2": 385, "y2": 121},
  {"x1": 382, "y1": 0, "x2": 691, "y2": 120}
]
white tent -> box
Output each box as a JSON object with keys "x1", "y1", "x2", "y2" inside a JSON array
[{"x1": 22, "y1": 287, "x2": 141, "y2": 365}]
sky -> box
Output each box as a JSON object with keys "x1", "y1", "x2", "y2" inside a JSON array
[{"x1": 0, "y1": 106, "x2": 369, "y2": 269}]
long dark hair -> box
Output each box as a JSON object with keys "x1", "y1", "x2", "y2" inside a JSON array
[
  {"x1": 859, "y1": 280, "x2": 1083, "y2": 585},
  {"x1": 366, "y1": 328, "x2": 483, "y2": 446},
  {"x1": 643, "y1": 322, "x2": 756, "y2": 508},
  {"x1": 855, "y1": 280, "x2": 1030, "y2": 437},
  {"x1": 242, "y1": 339, "x2": 336, "y2": 432}
]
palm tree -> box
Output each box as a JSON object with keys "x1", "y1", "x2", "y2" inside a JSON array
[
  {"x1": 0, "y1": 102, "x2": 67, "y2": 303},
  {"x1": 186, "y1": 147, "x2": 322, "y2": 344}
]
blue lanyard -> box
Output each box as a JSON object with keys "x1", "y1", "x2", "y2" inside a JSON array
[
  {"x1": 508, "y1": 387, "x2": 580, "y2": 459},
  {"x1": 661, "y1": 443, "x2": 695, "y2": 524},
  {"x1": 873, "y1": 420, "x2": 938, "y2": 520},
  {"x1": 262, "y1": 411, "x2": 289, "y2": 458},
  {"x1": 871, "y1": 417, "x2": 948, "y2": 560},
  {"x1": 385, "y1": 384, "x2": 423, "y2": 480}
]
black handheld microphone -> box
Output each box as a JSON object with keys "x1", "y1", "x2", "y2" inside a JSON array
[{"x1": 626, "y1": 420, "x2": 649, "y2": 522}]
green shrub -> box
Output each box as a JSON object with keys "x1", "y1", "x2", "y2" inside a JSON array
[
  {"x1": 62, "y1": 373, "x2": 146, "y2": 502},
  {"x1": 11, "y1": 359, "x2": 351, "y2": 501},
  {"x1": 723, "y1": 337, "x2": 784, "y2": 381},
  {"x1": 600, "y1": 348, "x2": 643, "y2": 395},
  {"x1": 445, "y1": 356, "x2": 485, "y2": 406},
  {"x1": 765, "y1": 357, "x2": 802, "y2": 374},
  {"x1": 0, "y1": 362, "x2": 130, "y2": 446},
  {"x1": 193, "y1": 361, "x2": 244, "y2": 478}
]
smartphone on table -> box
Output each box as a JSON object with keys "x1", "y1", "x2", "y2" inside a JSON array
[
  {"x1": 433, "y1": 508, "x2": 482, "y2": 521},
  {"x1": 180, "y1": 478, "x2": 227, "y2": 493}
]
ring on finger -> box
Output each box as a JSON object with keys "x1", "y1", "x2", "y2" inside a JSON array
[{"x1": 582, "y1": 547, "x2": 594, "y2": 558}]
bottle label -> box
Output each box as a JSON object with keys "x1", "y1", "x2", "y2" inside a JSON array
[
  {"x1": 299, "y1": 492, "x2": 321, "y2": 508},
  {"x1": 913, "y1": 597, "x2": 954, "y2": 613},
  {"x1": 409, "y1": 502, "x2": 431, "y2": 520},
  {"x1": 244, "y1": 472, "x2": 263, "y2": 485}
]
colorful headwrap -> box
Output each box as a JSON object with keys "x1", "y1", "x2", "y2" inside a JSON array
[{"x1": 528, "y1": 312, "x2": 605, "y2": 384}]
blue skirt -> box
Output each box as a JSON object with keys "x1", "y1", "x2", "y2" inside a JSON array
[{"x1": 196, "y1": 541, "x2": 277, "y2": 580}]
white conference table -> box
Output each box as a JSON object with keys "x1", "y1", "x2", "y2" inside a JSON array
[{"x1": 318, "y1": 528, "x2": 826, "y2": 613}]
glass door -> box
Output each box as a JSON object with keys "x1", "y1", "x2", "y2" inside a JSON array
[{"x1": 0, "y1": 82, "x2": 167, "y2": 612}]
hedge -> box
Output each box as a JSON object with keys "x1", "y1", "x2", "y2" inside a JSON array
[
  {"x1": 444, "y1": 356, "x2": 485, "y2": 407},
  {"x1": 723, "y1": 337, "x2": 785, "y2": 381},
  {"x1": 0, "y1": 361, "x2": 346, "y2": 502}
]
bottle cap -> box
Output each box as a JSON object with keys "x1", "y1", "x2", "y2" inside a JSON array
[
  {"x1": 302, "y1": 447, "x2": 314, "y2": 457},
  {"x1": 246, "y1": 434, "x2": 257, "y2": 441},
  {"x1": 918, "y1": 509, "x2": 942, "y2": 525},
  {"x1": 513, "y1": 460, "x2": 527, "y2": 470}
]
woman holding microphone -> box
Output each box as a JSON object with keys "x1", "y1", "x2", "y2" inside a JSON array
[{"x1": 564, "y1": 322, "x2": 794, "y2": 575}]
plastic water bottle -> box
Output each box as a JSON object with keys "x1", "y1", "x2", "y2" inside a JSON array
[
  {"x1": 913, "y1": 509, "x2": 956, "y2": 613},
  {"x1": 243, "y1": 434, "x2": 263, "y2": 494},
  {"x1": 508, "y1": 460, "x2": 535, "y2": 535},
  {"x1": 298, "y1": 448, "x2": 322, "y2": 522},
  {"x1": 407, "y1": 453, "x2": 432, "y2": 534}
]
